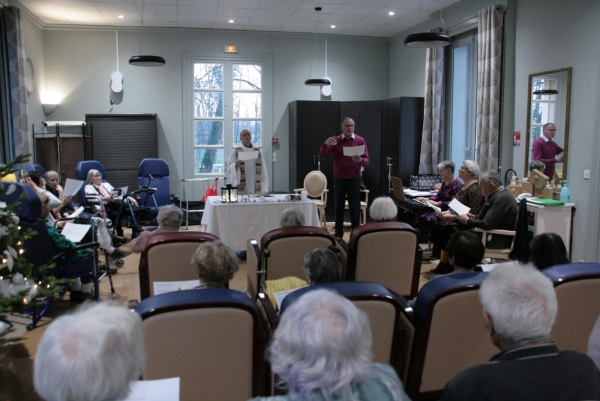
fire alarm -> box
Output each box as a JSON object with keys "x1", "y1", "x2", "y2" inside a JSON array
[{"x1": 272, "y1": 137, "x2": 279, "y2": 144}]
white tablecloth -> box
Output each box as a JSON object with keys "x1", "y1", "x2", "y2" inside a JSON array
[{"x1": 201, "y1": 195, "x2": 320, "y2": 250}]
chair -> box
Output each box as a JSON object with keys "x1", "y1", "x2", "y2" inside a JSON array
[
  {"x1": 278, "y1": 281, "x2": 407, "y2": 376},
  {"x1": 543, "y1": 262, "x2": 600, "y2": 353},
  {"x1": 400, "y1": 271, "x2": 496, "y2": 400},
  {"x1": 246, "y1": 239, "x2": 262, "y2": 300},
  {"x1": 0, "y1": 183, "x2": 100, "y2": 328},
  {"x1": 135, "y1": 288, "x2": 269, "y2": 401},
  {"x1": 138, "y1": 158, "x2": 173, "y2": 212},
  {"x1": 75, "y1": 160, "x2": 106, "y2": 208},
  {"x1": 138, "y1": 231, "x2": 219, "y2": 300},
  {"x1": 27, "y1": 164, "x2": 46, "y2": 174},
  {"x1": 260, "y1": 226, "x2": 338, "y2": 282},
  {"x1": 347, "y1": 222, "x2": 422, "y2": 299},
  {"x1": 294, "y1": 170, "x2": 328, "y2": 228},
  {"x1": 344, "y1": 188, "x2": 369, "y2": 225},
  {"x1": 475, "y1": 227, "x2": 516, "y2": 261}
]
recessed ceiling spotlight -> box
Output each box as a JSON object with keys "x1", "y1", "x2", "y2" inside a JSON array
[
  {"x1": 331, "y1": 25, "x2": 335, "y2": 28},
  {"x1": 118, "y1": 15, "x2": 124, "y2": 19},
  {"x1": 229, "y1": 19, "x2": 234, "y2": 23},
  {"x1": 389, "y1": 11, "x2": 395, "y2": 16}
]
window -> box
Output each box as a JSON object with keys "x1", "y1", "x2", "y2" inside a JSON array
[
  {"x1": 446, "y1": 30, "x2": 478, "y2": 163},
  {"x1": 529, "y1": 77, "x2": 558, "y2": 162},
  {"x1": 187, "y1": 57, "x2": 268, "y2": 176}
]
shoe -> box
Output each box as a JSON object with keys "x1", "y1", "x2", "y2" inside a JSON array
[
  {"x1": 109, "y1": 248, "x2": 132, "y2": 261},
  {"x1": 98, "y1": 263, "x2": 117, "y2": 275},
  {"x1": 430, "y1": 261, "x2": 454, "y2": 275},
  {"x1": 112, "y1": 235, "x2": 128, "y2": 247},
  {"x1": 70, "y1": 290, "x2": 94, "y2": 303}
]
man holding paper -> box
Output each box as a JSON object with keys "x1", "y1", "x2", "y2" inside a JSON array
[
  {"x1": 226, "y1": 129, "x2": 269, "y2": 195},
  {"x1": 532, "y1": 122, "x2": 563, "y2": 178},
  {"x1": 320, "y1": 117, "x2": 370, "y2": 238}
]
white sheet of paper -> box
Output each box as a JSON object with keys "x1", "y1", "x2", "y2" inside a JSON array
[
  {"x1": 63, "y1": 178, "x2": 85, "y2": 197},
  {"x1": 124, "y1": 377, "x2": 180, "y2": 401},
  {"x1": 343, "y1": 145, "x2": 365, "y2": 157},
  {"x1": 60, "y1": 222, "x2": 91, "y2": 243},
  {"x1": 404, "y1": 189, "x2": 436, "y2": 197},
  {"x1": 448, "y1": 198, "x2": 471, "y2": 215},
  {"x1": 481, "y1": 263, "x2": 500, "y2": 272},
  {"x1": 238, "y1": 151, "x2": 259, "y2": 161},
  {"x1": 153, "y1": 280, "x2": 201, "y2": 296},
  {"x1": 68, "y1": 206, "x2": 85, "y2": 218},
  {"x1": 274, "y1": 287, "x2": 302, "y2": 309}
]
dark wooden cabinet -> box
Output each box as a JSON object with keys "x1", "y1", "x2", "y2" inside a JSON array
[{"x1": 289, "y1": 97, "x2": 423, "y2": 220}]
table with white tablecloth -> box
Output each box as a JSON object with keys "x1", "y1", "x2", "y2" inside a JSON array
[{"x1": 200, "y1": 195, "x2": 320, "y2": 250}]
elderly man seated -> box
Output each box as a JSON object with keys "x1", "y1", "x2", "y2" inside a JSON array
[
  {"x1": 369, "y1": 196, "x2": 397, "y2": 222},
  {"x1": 456, "y1": 170, "x2": 518, "y2": 249},
  {"x1": 441, "y1": 263, "x2": 600, "y2": 401},
  {"x1": 34, "y1": 302, "x2": 146, "y2": 401},
  {"x1": 130, "y1": 205, "x2": 183, "y2": 253},
  {"x1": 250, "y1": 289, "x2": 410, "y2": 401},
  {"x1": 192, "y1": 240, "x2": 239, "y2": 289}
]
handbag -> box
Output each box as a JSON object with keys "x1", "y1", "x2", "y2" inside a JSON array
[{"x1": 201, "y1": 178, "x2": 219, "y2": 203}]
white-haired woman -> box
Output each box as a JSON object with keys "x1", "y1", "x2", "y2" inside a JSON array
[
  {"x1": 369, "y1": 196, "x2": 398, "y2": 222},
  {"x1": 250, "y1": 289, "x2": 409, "y2": 401},
  {"x1": 84, "y1": 169, "x2": 137, "y2": 238}
]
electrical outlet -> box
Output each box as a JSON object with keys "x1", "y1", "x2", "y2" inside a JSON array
[
  {"x1": 584, "y1": 170, "x2": 591, "y2": 179},
  {"x1": 273, "y1": 153, "x2": 277, "y2": 163}
]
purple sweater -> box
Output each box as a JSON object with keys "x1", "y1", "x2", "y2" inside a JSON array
[
  {"x1": 532, "y1": 137, "x2": 563, "y2": 178},
  {"x1": 320, "y1": 134, "x2": 370, "y2": 179}
]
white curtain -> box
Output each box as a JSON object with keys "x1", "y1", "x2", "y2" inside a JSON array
[
  {"x1": 418, "y1": 43, "x2": 445, "y2": 174},
  {"x1": 476, "y1": 5, "x2": 504, "y2": 172}
]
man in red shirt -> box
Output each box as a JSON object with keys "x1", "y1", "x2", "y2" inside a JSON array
[
  {"x1": 532, "y1": 123, "x2": 564, "y2": 178},
  {"x1": 320, "y1": 117, "x2": 370, "y2": 238}
]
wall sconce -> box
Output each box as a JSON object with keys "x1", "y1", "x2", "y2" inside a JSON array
[
  {"x1": 221, "y1": 184, "x2": 238, "y2": 203},
  {"x1": 42, "y1": 103, "x2": 58, "y2": 114}
]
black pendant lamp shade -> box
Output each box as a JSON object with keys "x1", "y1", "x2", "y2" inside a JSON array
[
  {"x1": 129, "y1": 55, "x2": 166, "y2": 67},
  {"x1": 404, "y1": 32, "x2": 451, "y2": 48},
  {"x1": 533, "y1": 89, "x2": 558, "y2": 95},
  {"x1": 305, "y1": 78, "x2": 331, "y2": 86}
]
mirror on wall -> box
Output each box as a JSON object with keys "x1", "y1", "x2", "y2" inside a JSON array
[{"x1": 525, "y1": 67, "x2": 572, "y2": 180}]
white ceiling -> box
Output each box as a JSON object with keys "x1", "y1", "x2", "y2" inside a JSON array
[{"x1": 16, "y1": 0, "x2": 463, "y2": 38}]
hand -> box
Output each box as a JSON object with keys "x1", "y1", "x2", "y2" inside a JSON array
[
  {"x1": 440, "y1": 211, "x2": 454, "y2": 221},
  {"x1": 128, "y1": 196, "x2": 138, "y2": 207},
  {"x1": 235, "y1": 160, "x2": 243, "y2": 166},
  {"x1": 325, "y1": 136, "x2": 337, "y2": 146},
  {"x1": 433, "y1": 183, "x2": 442, "y2": 191},
  {"x1": 457, "y1": 214, "x2": 470, "y2": 224},
  {"x1": 556, "y1": 155, "x2": 564, "y2": 162},
  {"x1": 21, "y1": 177, "x2": 38, "y2": 190},
  {"x1": 60, "y1": 196, "x2": 72, "y2": 208},
  {"x1": 352, "y1": 155, "x2": 362, "y2": 163}
]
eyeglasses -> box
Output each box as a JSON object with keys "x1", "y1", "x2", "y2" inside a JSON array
[
  {"x1": 343, "y1": 124, "x2": 355, "y2": 127},
  {"x1": 241, "y1": 133, "x2": 251, "y2": 137},
  {"x1": 93, "y1": 174, "x2": 102, "y2": 177}
]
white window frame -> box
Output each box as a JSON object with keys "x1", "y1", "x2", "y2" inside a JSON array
[{"x1": 183, "y1": 54, "x2": 272, "y2": 196}]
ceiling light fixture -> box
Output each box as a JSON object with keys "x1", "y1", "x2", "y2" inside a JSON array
[
  {"x1": 305, "y1": 7, "x2": 330, "y2": 87},
  {"x1": 118, "y1": 15, "x2": 124, "y2": 19},
  {"x1": 533, "y1": 89, "x2": 559, "y2": 95},
  {"x1": 389, "y1": 11, "x2": 395, "y2": 16},
  {"x1": 129, "y1": 0, "x2": 166, "y2": 67},
  {"x1": 331, "y1": 25, "x2": 336, "y2": 28},
  {"x1": 404, "y1": 0, "x2": 451, "y2": 48}
]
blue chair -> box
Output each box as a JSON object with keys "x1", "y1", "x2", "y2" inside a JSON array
[
  {"x1": 543, "y1": 262, "x2": 600, "y2": 353},
  {"x1": 75, "y1": 160, "x2": 106, "y2": 208},
  {"x1": 400, "y1": 271, "x2": 495, "y2": 400},
  {"x1": 0, "y1": 183, "x2": 99, "y2": 329},
  {"x1": 138, "y1": 158, "x2": 172, "y2": 212},
  {"x1": 135, "y1": 288, "x2": 269, "y2": 400},
  {"x1": 27, "y1": 164, "x2": 46, "y2": 175}
]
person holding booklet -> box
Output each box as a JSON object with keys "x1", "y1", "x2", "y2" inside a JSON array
[
  {"x1": 415, "y1": 160, "x2": 463, "y2": 238},
  {"x1": 429, "y1": 160, "x2": 485, "y2": 274},
  {"x1": 226, "y1": 129, "x2": 269, "y2": 195}
]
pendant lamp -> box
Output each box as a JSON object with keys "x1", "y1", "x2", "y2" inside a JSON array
[
  {"x1": 533, "y1": 89, "x2": 558, "y2": 95},
  {"x1": 129, "y1": 0, "x2": 166, "y2": 67},
  {"x1": 404, "y1": 0, "x2": 451, "y2": 48},
  {"x1": 305, "y1": 7, "x2": 331, "y2": 87}
]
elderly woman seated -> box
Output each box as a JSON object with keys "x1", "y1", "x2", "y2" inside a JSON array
[
  {"x1": 369, "y1": 196, "x2": 398, "y2": 222},
  {"x1": 192, "y1": 240, "x2": 240, "y2": 289},
  {"x1": 249, "y1": 289, "x2": 409, "y2": 401},
  {"x1": 84, "y1": 168, "x2": 138, "y2": 238},
  {"x1": 280, "y1": 207, "x2": 305, "y2": 228}
]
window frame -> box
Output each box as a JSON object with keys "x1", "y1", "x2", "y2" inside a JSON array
[{"x1": 183, "y1": 53, "x2": 272, "y2": 186}]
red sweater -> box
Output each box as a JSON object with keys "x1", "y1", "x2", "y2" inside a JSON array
[
  {"x1": 320, "y1": 134, "x2": 370, "y2": 179},
  {"x1": 532, "y1": 137, "x2": 563, "y2": 178}
]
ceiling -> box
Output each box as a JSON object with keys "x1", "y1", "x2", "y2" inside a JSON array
[{"x1": 16, "y1": 0, "x2": 463, "y2": 38}]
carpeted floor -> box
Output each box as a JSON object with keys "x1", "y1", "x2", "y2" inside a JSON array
[{"x1": 0, "y1": 223, "x2": 436, "y2": 400}]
